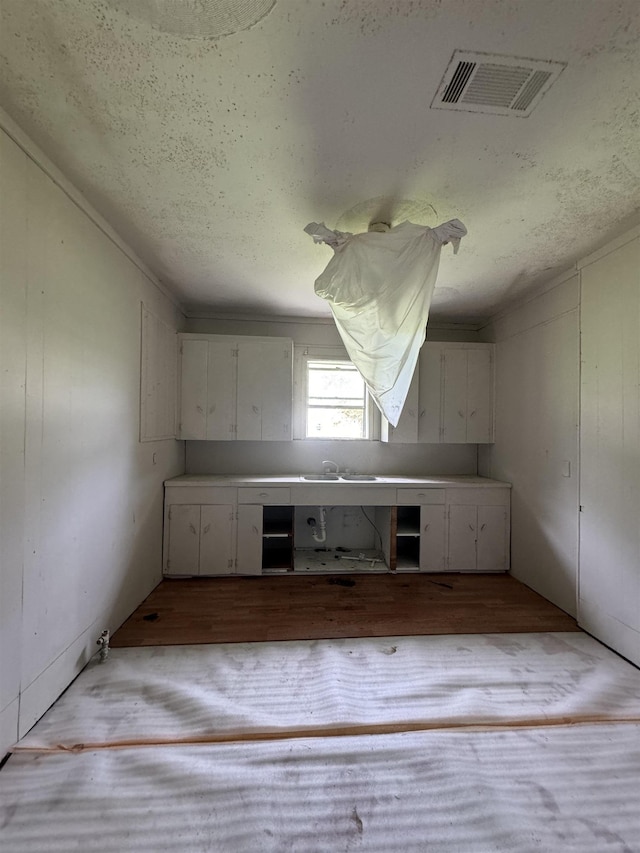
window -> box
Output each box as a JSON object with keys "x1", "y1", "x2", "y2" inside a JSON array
[
  {"x1": 294, "y1": 347, "x2": 378, "y2": 440},
  {"x1": 306, "y1": 359, "x2": 369, "y2": 438}
]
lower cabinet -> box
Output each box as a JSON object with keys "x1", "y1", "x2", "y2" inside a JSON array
[
  {"x1": 446, "y1": 489, "x2": 510, "y2": 572},
  {"x1": 166, "y1": 503, "x2": 236, "y2": 575},
  {"x1": 395, "y1": 489, "x2": 447, "y2": 572},
  {"x1": 164, "y1": 483, "x2": 510, "y2": 576},
  {"x1": 420, "y1": 505, "x2": 449, "y2": 572}
]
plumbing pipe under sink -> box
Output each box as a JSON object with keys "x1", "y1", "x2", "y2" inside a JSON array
[{"x1": 307, "y1": 506, "x2": 327, "y2": 543}]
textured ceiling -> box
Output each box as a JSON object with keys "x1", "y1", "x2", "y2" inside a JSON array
[{"x1": 1, "y1": 0, "x2": 639, "y2": 323}]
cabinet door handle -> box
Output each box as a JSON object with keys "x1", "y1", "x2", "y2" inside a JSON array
[
  {"x1": 458, "y1": 410, "x2": 464, "y2": 418},
  {"x1": 469, "y1": 410, "x2": 476, "y2": 418},
  {"x1": 480, "y1": 523, "x2": 486, "y2": 531},
  {"x1": 189, "y1": 524, "x2": 197, "y2": 535},
  {"x1": 468, "y1": 524, "x2": 475, "y2": 532},
  {"x1": 252, "y1": 405, "x2": 259, "y2": 414},
  {"x1": 258, "y1": 492, "x2": 268, "y2": 498}
]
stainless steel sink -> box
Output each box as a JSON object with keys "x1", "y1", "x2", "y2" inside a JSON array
[
  {"x1": 301, "y1": 473, "x2": 340, "y2": 481},
  {"x1": 300, "y1": 473, "x2": 379, "y2": 481},
  {"x1": 340, "y1": 474, "x2": 378, "y2": 481}
]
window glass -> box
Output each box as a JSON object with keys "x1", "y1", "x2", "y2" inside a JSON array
[{"x1": 306, "y1": 360, "x2": 368, "y2": 439}]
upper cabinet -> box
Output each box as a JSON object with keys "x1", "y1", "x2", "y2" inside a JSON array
[
  {"x1": 178, "y1": 334, "x2": 293, "y2": 441},
  {"x1": 380, "y1": 367, "x2": 420, "y2": 443},
  {"x1": 439, "y1": 344, "x2": 494, "y2": 443},
  {"x1": 384, "y1": 342, "x2": 495, "y2": 444}
]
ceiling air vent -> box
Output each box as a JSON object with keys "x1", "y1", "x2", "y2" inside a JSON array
[{"x1": 432, "y1": 51, "x2": 566, "y2": 117}]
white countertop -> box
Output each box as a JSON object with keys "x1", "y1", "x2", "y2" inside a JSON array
[{"x1": 165, "y1": 474, "x2": 511, "y2": 488}]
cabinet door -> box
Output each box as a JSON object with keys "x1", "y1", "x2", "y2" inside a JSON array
[
  {"x1": 442, "y1": 349, "x2": 469, "y2": 443},
  {"x1": 199, "y1": 504, "x2": 235, "y2": 575},
  {"x1": 167, "y1": 504, "x2": 201, "y2": 574},
  {"x1": 476, "y1": 505, "x2": 508, "y2": 571},
  {"x1": 382, "y1": 368, "x2": 419, "y2": 443},
  {"x1": 236, "y1": 504, "x2": 264, "y2": 575},
  {"x1": 206, "y1": 339, "x2": 236, "y2": 440},
  {"x1": 466, "y1": 348, "x2": 493, "y2": 443},
  {"x1": 420, "y1": 504, "x2": 447, "y2": 572},
  {"x1": 418, "y1": 345, "x2": 442, "y2": 443},
  {"x1": 447, "y1": 504, "x2": 477, "y2": 570},
  {"x1": 236, "y1": 339, "x2": 293, "y2": 441},
  {"x1": 179, "y1": 340, "x2": 208, "y2": 439}
]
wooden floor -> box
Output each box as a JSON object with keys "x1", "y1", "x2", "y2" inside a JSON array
[{"x1": 112, "y1": 573, "x2": 579, "y2": 647}]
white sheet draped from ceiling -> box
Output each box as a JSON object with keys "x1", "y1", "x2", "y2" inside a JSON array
[{"x1": 305, "y1": 219, "x2": 467, "y2": 427}]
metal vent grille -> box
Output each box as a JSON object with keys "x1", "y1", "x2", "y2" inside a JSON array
[{"x1": 432, "y1": 51, "x2": 565, "y2": 117}]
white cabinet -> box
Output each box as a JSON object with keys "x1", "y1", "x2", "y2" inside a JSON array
[
  {"x1": 395, "y1": 488, "x2": 447, "y2": 571},
  {"x1": 178, "y1": 334, "x2": 293, "y2": 441},
  {"x1": 235, "y1": 505, "x2": 264, "y2": 574},
  {"x1": 418, "y1": 343, "x2": 495, "y2": 444},
  {"x1": 380, "y1": 369, "x2": 420, "y2": 443},
  {"x1": 446, "y1": 488, "x2": 510, "y2": 572},
  {"x1": 442, "y1": 346, "x2": 493, "y2": 443},
  {"x1": 164, "y1": 479, "x2": 510, "y2": 576},
  {"x1": 420, "y1": 504, "x2": 448, "y2": 571},
  {"x1": 166, "y1": 502, "x2": 236, "y2": 575},
  {"x1": 164, "y1": 484, "x2": 291, "y2": 576},
  {"x1": 165, "y1": 501, "x2": 263, "y2": 576},
  {"x1": 383, "y1": 342, "x2": 494, "y2": 444}
]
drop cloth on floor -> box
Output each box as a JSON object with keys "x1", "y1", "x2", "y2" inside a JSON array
[
  {"x1": 2, "y1": 725, "x2": 640, "y2": 852},
  {"x1": 15, "y1": 632, "x2": 640, "y2": 751}
]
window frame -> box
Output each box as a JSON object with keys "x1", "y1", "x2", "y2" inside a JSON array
[{"x1": 293, "y1": 345, "x2": 380, "y2": 441}]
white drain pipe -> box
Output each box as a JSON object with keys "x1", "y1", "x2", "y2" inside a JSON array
[{"x1": 307, "y1": 506, "x2": 327, "y2": 543}]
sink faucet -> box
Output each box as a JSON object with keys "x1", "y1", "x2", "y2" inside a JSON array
[{"x1": 322, "y1": 460, "x2": 339, "y2": 474}]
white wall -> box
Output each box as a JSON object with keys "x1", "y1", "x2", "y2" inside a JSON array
[
  {"x1": 0, "y1": 119, "x2": 184, "y2": 756},
  {"x1": 184, "y1": 317, "x2": 480, "y2": 477},
  {"x1": 478, "y1": 275, "x2": 580, "y2": 616},
  {"x1": 579, "y1": 231, "x2": 640, "y2": 665}
]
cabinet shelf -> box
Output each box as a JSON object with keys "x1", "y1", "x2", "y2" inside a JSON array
[
  {"x1": 262, "y1": 519, "x2": 293, "y2": 538},
  {"x1": 397, "y1": 525, "x2": 420, "y2": 536},
  {"x1": 262, "y1": 506, "x2": 294, "y2": 570}
]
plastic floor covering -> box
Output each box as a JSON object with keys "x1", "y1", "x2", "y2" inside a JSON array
[{"x1": 2, "y1": 632, "x2": 640, "y2": 851}]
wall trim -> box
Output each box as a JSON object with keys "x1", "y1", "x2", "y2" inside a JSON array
[
  {"x1": 184, "y1": 309, "x2": 336, "y2": 324},
  {"x1": 576, "y1": 224, "x2": 640, "y2": 270},
  {"x1": 184, "y1": 308, "x2": 482, "y2": 332},
  {"x1": 0, "y1": 107, "x2": 184, "y2": 313},
  {"x1": 479, "y1": 266, "x2": 579, "y2": 331}
]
